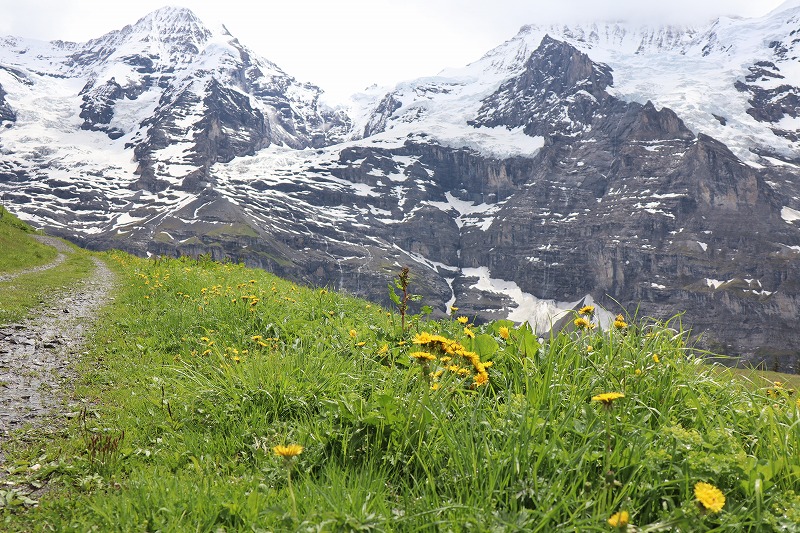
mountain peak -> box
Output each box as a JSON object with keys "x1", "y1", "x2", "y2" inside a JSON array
[{"x1": 129, "y1": 5, "x2": 212, "y2": 47}]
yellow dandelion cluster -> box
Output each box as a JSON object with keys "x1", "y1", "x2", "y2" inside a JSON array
[
  {"x1": 613, "y1": 314, "x2": 628, "y2": 329},
  {"x1": 273, "y1": 444, "x2": 304, "y2": 458},
  {"x1": 607, "y1": 510, "x2": 629, "y2": 527},
  {"x1": 694, "y1": 481, "x2": 725, "y2": 513},
  {"x1": 413, "y1": 331, "x2": 491, "y2": 387},
  {"x1": 591, "y1": 392, "x2": 625, "y2": 405}
]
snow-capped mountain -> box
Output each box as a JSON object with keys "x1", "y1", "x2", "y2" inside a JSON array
[{"x1": 2, "y1": 5, "x2": 800, "y2": 370}]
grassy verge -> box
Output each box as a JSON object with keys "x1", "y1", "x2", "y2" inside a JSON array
[
  {"x1": 0, "y1": 243, "x2": 96, "y2": 324},
  {"x1": 0, "y1": 207, "x2": 58, "y2": 274},
  {"x1": 2, "y1": 252, "x2": 799, "y2": 531}
]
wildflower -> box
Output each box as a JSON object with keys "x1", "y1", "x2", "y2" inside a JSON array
[
  {"x1": 574, "y1": 317, "x2": 594, "y2": 330},
  {"x1": 450, "y1": 306, "x2": 459, "y2": 313},
  {"x1": 474, "y1": 372, "x2": 489, "y2": 386},
  {"x1": 430, "y1": 383, "x2": 441, "y2": 391},
  {"x1": 614, "y1": 314, "x2": 628, "y2": 329},
  {"x1": 464, "y1": 327, "x2": 475, "y2": 339},
  {"x1": 592, "y1": 392, "x2": 625, "y2": 406},
  {"x1": 579, "y1": 305, "x2": 595, "y2": 316},
  {"x1": 607, "y1": 510, "x2": 629, "y2": 528},
  {"x1": 251, "y1": 335, "x2": 263, "y2": 342},
  {"x1": 694, "y1": 482, "x2": 725, "y2": 513},
  {"x1": 356, "y1": 341, "x2": 366, "y2": 347},
  {"x1": 499, "y1": 326, "x2": 510, "y2": 340},
  {"x1": 273, "y1": 444, "x2": 303, "y2": 458},
  {"x1": 457, "y1": 316, "x2": 469, "y2": 324},
  {"x1": 440, "y1": 356, "x2": 452, "y2": 363},
  {"x1": 413, "y1": 332, "x2": 433, "y2": 345},
  {"x1": 378, "y1": 344, "x2": 388, "y2": 355},
  {"x1": 652, "y1": 353, "x2": 660, "y2": 363},
  {"x1": 635, "y1": 368, "x2": 642, "y2": 376},
  {"x1": 349, "y1": 329, "x2": 357, "y2": 338},
  {"x1": 410, "y1": 351, "x2": 436, "y2": 361},
  {"x1": 586, "y1": 345, "x2": 593, "y2": 352}
]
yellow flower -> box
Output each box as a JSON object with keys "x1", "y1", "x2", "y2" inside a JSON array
[
  {"x1": 450, "y1": 306, "x2": 459, "y2": 313},
  {"x1": 499, "y1": 326, "x2": 510, "y2": 340},
  {"x1": 273, "y1": 444, "x2": 304, "y2": 458},
  {"x1": 573, "y1": 317, "x2": 594, "y2": 330},
  {"x1": 694, "y1": 482, "x2": 725, "y2": 513},
  {"x1": 378, "y1": 344, "x2": 389, "y2": 355},
  {"x1": 430, "y1": 383, "x2": 441, "y2": 391},
  {"x1": 251, "y1": 335, "x2": 263, "y2": 342},
  {"x1": 410, "y1": 351, "x2": 436, "y2": 361},
  {"x1": 635, "y1": 368, "x2": 642, "y2": 375},
  {"x1": 614, "y1": 314, "x2": 628, "y2": 329},
  {"x1": 464, "y1": 327, "x2": 475, "y2": 339},
  {"x1": 413, "y1": 332, "x2": 433, "y2": 345},
  {"x1": 474, "y1": 372, "x2": 489, "y2": 386},
  {"x1": 356, "y1": 341, "x2": 366, "y2": 347},
  {"x1": 579, "y1": 305, "x2": 595, "y2": 316},
  {"x1": 591, "y1": 392, "x2": 625, "y2": 405},
  {"x1": 607, "y1": 510, "x2": 629, "y2": 527},
  {"x1": 586, "y1": 345, "x2": 593, "y2": 352},
  {"x1": 652, "y1": 353, "x2": 660, "y2": 363},
  {"x1": 349, "y1": 329, "x2": 357, "y2": 338},
  {"x1": 457, "y1": 316, "x2": 469, "y2": 324}
]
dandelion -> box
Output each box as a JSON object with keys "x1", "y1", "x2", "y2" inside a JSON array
[
  {"x1": 274, "y1": 444, "x2": 303, "y2": 519},
  {"x1": 430, "y1": 383, "x2": 441, "y2": 391},
  {"x1": 607, "y1": 510, "x2": 629, "y2": 528},
  {"x1": 499, "y1": 326, "x2": 510, "y2": 340},
  {"x1": 652, "y1": 353, "x2": 660, "y2": 363},
  {"x1": 457, "y1": 316, "x2": 469, "y2": 324},
  {"x1": 450, "y1": 305, "x2": 459, "y2": 313},
  {"x1": 592, "y1": 392, "x2": 625, "y2": 406},
  {"x1": 464, "y1": 327, "x2": 475, "y2": 339},
  {"x1": 694, "y1": 482, "x2": 725, "y2": 513},
  {"x1": 579, "y1": 305, "x2": 595, "y2": 316},
  {"x1": 474, "y1": 372, "x2": 489, "y2": 387},
  {"x1": 251, "y1": 335, "x2": 263, "y2": 342},
  {"x1": 378, "y1": 344, "x2": 388, "y2": 355},
  {"x1": 349, "y1": 329, "x2": 357, "y2": 338},
  {"x1": 614, "y1": 314, "x2": 628, "y2": 329},
  {"x1": 635, "y1": 368, "x2": 642, "y2": 376},
  {"x1": 410, "y1": 351, "x2": 436, "y2": 361},
  {"x1": 574, "y1": 317, "x2": 594, "y2": 330},
  {"x1": 586, "y1": 345, "x2": 593, "y2": 352},
  {"x1": 273, "y1": 444, "x2": 304, "y2": 458}
]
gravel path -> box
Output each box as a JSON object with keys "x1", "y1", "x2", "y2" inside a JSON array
[
  {"x1": 0, "y1": 236, "x2": 70, "y2": 283},
  {"x1": 0, "y1": 240, "x2": 116, "y2": 442}
]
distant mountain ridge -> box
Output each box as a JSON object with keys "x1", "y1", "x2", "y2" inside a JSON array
[{"x1": 2, "y1": 6, "x2": 800, "y2": 371}]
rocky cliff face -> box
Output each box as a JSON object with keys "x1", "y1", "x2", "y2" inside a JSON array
[{"x1": 3, "y1": 7, "x2": 800, "y2": 371}]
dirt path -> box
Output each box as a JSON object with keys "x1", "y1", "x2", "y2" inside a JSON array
[
  {"x1": 0, "y1": 236, "x2": 70, "y2": 283},
  {"x1": 0, "y1": 239, "x2": 116, "y2": 442}
]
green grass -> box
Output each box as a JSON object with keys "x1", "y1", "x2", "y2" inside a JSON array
[
  {"x1": 0, "y1": 207, "x2": 58, "y2": 273},
  {"x1": 2, "y1": 252, "x2": 799, "y2": 531}
]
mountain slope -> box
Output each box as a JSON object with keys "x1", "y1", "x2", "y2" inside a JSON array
[{"x1": 2, "y1": 7, "x2": 800, "y2": 370}]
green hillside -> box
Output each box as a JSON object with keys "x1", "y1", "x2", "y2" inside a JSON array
[
  {"x1": 0, "y1": 206, "x2": 56, "y2": 272},
  {"x1": 1, "y1": 250, "x2": 799, "y2": 531}
]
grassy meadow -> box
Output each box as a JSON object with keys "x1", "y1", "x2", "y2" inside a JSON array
[{"x1": 0, "y1": 239, "x2": 798, "y2": 530}]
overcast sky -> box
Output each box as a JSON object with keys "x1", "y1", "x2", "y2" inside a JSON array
[{"x1": 0, "y1": 0, "x2": 789, "y2": 102}]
